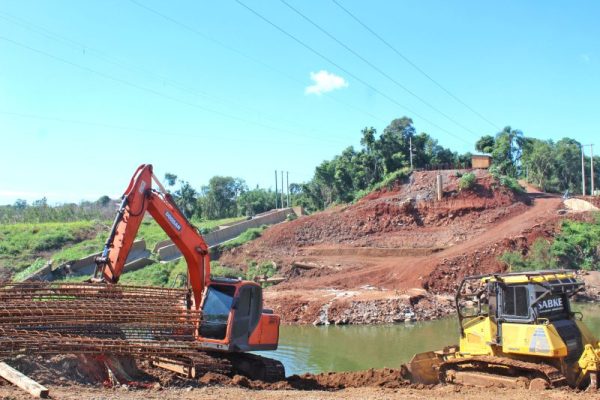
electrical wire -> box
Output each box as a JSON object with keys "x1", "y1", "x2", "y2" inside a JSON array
[
  {"x1": 234, "y1": 0, "x2": 473, "y2": 146},
  {"x1": 0, "y1": 10, "x2": 369, "y2": 139},
  {"x1": 127, "y1": 0, "x2": 389, "y2": 125},
  {"x1": 331, "y1": 0, "x2": 499, "y2": 130},
  {"x1": 280, "y1": 0, "x2": 481, "y2": 137},
  {"x1": 0, "y1": 36, "x2": 349, "y2": 146}
]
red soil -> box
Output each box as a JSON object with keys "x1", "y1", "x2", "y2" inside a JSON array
[{"x1": 219, "y1": 171, "x2": 574, "y2": 323}]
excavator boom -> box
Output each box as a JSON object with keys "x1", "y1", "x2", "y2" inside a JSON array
[{"x1": 94, "y1": 164, "x2": 210, "y2": 307}]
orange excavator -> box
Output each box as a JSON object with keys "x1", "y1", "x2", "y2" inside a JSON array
[{"x1": 92, "y1": 164, "x2": 284, "y2": 380}]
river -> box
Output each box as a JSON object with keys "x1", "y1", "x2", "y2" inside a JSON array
[{"x1": 260, "y1": 303, "x2": 600, "y2": 376}]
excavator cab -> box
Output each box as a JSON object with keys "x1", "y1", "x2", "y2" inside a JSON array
[{"x1": 199, "y1": 278, "x2": 279, "y2": 352}]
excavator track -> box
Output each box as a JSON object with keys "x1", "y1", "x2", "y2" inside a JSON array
[
  {"x1": 223, "y1": 352, "x2": 286, "y2": 382},
  {"x1": 439, "y1": 356, "x2": 568, "y2": 389}
]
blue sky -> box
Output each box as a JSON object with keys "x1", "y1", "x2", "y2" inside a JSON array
[{"x1": 0, "y1": 0, "x2": 598, "y2": 205}]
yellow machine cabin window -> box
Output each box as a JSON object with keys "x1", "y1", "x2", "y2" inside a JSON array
[{"x1": 502, "y1": 286, "x2": 529, "y2": 318}]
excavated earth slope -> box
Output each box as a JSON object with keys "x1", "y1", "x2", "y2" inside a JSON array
[{"x1": 219, "y1": 170, "x2": 571, "y2": 325}]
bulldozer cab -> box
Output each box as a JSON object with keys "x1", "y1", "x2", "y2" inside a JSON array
[
  {"x1": 456, "y1": 270, "x2": 583, "y2": 335},
  {"x1": 404, "y1": 270, "x2": 600, "y2": 389}
]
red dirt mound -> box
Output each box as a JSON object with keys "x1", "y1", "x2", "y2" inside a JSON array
[{"x1": 220, "y1": 170, "x2": 529, "y2": 274}]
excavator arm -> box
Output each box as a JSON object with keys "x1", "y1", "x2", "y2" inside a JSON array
[{"x1": 93, "y1": 164, "x2": 210, "y2": 308}]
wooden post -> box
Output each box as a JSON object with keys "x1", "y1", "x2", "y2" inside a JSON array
[
  {"x1": 436, "y1": 174, "x2": 443, "y2": 201},
  {"x1": 0, "y1": 362, "x2": 49, "y2": 398}
]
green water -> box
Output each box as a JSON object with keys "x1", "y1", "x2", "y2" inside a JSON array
[{"x1": 261, "y1": 303, "x2": 600, "y2": 376}]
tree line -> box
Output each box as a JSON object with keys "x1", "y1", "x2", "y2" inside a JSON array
[
  {"x1": 475, "y1": 127, "x2": 600, "y2": 195},
  {"x1": 3, "y1": 116, "x2": 599, "y2": 224}
]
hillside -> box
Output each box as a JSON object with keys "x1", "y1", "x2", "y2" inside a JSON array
[
  {"x1": 0, "y1": 217, "x2": 245, "y2": 283},
  {"x1": 218, "y1": 170, "x2": 577, "y2": 324},
  {"x1": 220, "y1": 170, "x2": 531, "y2": 286}
]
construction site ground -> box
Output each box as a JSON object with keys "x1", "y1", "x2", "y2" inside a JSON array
[
  {"x1": 220, "y1": 170, "x2": 596, "y2": 325},
  {"x1": 1, "y1": 384, "x2": 597, "y2": 400},
  {"x1": 0, "y1": 354, "x2": 597, "y2": 400}
]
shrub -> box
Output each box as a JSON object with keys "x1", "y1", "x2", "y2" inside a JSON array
[
  {"x1": 458, "y1": 172, "x2": 476, "y2": 191},
  {"x1": 246, "y1": 260, "x2": 277, "y2": 281},
  {"x1": 210, "y1": 261, "x2": 243, "y2": 279}
]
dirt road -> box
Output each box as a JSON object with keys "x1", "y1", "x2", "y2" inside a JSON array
[
  {"x1": 261, "y1": 186, "x2": 563, "y2": 324},
  {"x1": 0, "y1": 384, "x2": 594, "y2": 400}
]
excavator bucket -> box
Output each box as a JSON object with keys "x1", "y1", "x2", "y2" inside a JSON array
[{"x1": 402, "y1": 351, "x2": 445, "y2": 385}]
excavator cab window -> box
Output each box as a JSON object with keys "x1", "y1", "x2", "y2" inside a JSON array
[
  {"x1": 230, "y1": 284, "x2": 262, "y2": 347},
  {"x1": 200, "y1": 284, "x2": 237, "y2": 340}
]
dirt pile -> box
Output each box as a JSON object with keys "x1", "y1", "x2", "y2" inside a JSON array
[
  {"x1": 3, "y1": 354, "x2": 411, "y2": 392},
  {"x1": 577, "y1": 196, "x2": 600, "y2": 208},
  {"x1": 220, "y1": 170, "x2": 529, "y2": 275},
  {"x1": 181, "y1": 368, "x2": 410, "y2": 390},
  {"x1": 219, "y1": 171, "x2": 576, "y2": 324},
  {"x1": 423, "y1": 217, "x2": 562, "y2": 293}
]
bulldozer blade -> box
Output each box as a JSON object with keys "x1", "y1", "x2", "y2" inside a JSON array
[{"x1": 402, "y1": 351, "x2": 444, "y2": 385}]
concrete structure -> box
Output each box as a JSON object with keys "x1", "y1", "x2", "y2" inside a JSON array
[
  {"x1": 62, "y1": 240, "x2": 150, "y2": 277},
  {"x1": 472, "y1": 155, "x2": 492, "y2": 169},
  {"x1": 23, "y1": 261, "x2": 53, "y2": 282},
  {"x1": 156, "y1": 207, "x2": 300, "y2": 262}
]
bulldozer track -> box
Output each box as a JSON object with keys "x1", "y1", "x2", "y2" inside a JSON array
[{"x1": 439, "y1": 356, "x2": 568, "y2": 388}]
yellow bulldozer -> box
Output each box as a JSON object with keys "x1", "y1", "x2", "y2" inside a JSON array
[{"x1": 403, "y1": 270, "x2": 600, "y2": 390}]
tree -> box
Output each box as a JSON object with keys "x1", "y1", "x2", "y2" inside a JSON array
[
  {"x1": 521, "y1": 139, "x2": 556, "y2": 191},
  {"x1": 199, "y1": 176, "x2": 247, "y2": 219},
  {"x1": 237, "y1": 188, "x2": 276, "y2": 216},
  {"x1": 13, "y1": 199, "x2": 27, "y2": 210},
  {"x1": 475, "y1": 135, "x2": 495, "y2": 154},
  {"x1": 376, "y1": 117, "x2": 415, "y2": 173},
  {"x1": 483, "y1": 126, "x2": 525, "y2": 177},
  {"x1": 174, "y1": 181, "x2": 198, "y2": 219},
  {"x1": 164, "y1": 173, "x2": 178, "y2": 187},
  {"x1": 554, "y1": 138, "x2": 583, "y2": 193},
  {"x1": 96, "y1": 195, "x2": 111, "y2": 207}
]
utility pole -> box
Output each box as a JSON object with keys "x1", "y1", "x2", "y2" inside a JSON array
[
  {"x1": 591, "y1": 144, "x2": 595, "y2": 196},
  {"x1": 286, "y1": 171, "x2": 290, "y2": 208},
  {"x1": 274, "y1": 170, "x2": 278, "y2": 209},
  {"x1": 409, "y1": 136, "x2": 414, "y2": 170},
  {"x1": 582, "y1": 144, "x2": 596, "y2": 196},
  {"x1": 281, "y1": 170, "x2": 284, "y2": 209},
  {"x1": 582, "y1": 146, "x2": 586, "y2": 196}
]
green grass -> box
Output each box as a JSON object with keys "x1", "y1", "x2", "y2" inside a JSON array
[
  {"x1": 117, "y1": 259, "x2": 244, "y2": 287},
  {"x1": 135, "y1": 216, "x2": 246, "y2": 250},
  {"x1": 12, "y1": 258, "x2": 47, "y2": 281},
  {"x1": 0, "y1": 221, "x2": 98, "y2": 274},
  {"x1": 0, "y1": 216, "x2": 246, "y2": 280}
]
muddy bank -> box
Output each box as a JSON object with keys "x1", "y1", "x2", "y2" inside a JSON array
[{"x1": 265, "y1": 289, "x2": 455, "y2": 325}]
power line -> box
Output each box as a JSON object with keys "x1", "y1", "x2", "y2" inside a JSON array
[
  {"x1": 0, "y1": 36, "x2": 348, "y2": 146},
  {"x1": 280, "y1": 0, "x2": 480, "y2": 137},
  {"x1": 0, "y1": 110, "x2": 174, "y2": 135},
  {"x1": 127, "y1": 0, "x2": 388, "y2": 126},
  {"x1": 331, "y1": 0, "x2": 499, "y2": 130},
  {"x1": 234, "y1": 0, "x2": 472, "y2": 146},
  {"x1": 0, "y1": 10, "x2": 361, "y2": 141}
]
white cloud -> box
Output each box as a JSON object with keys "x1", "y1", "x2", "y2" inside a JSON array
[{"x1": 305, "y1": 70, "x2": 349, "y2": 95}]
